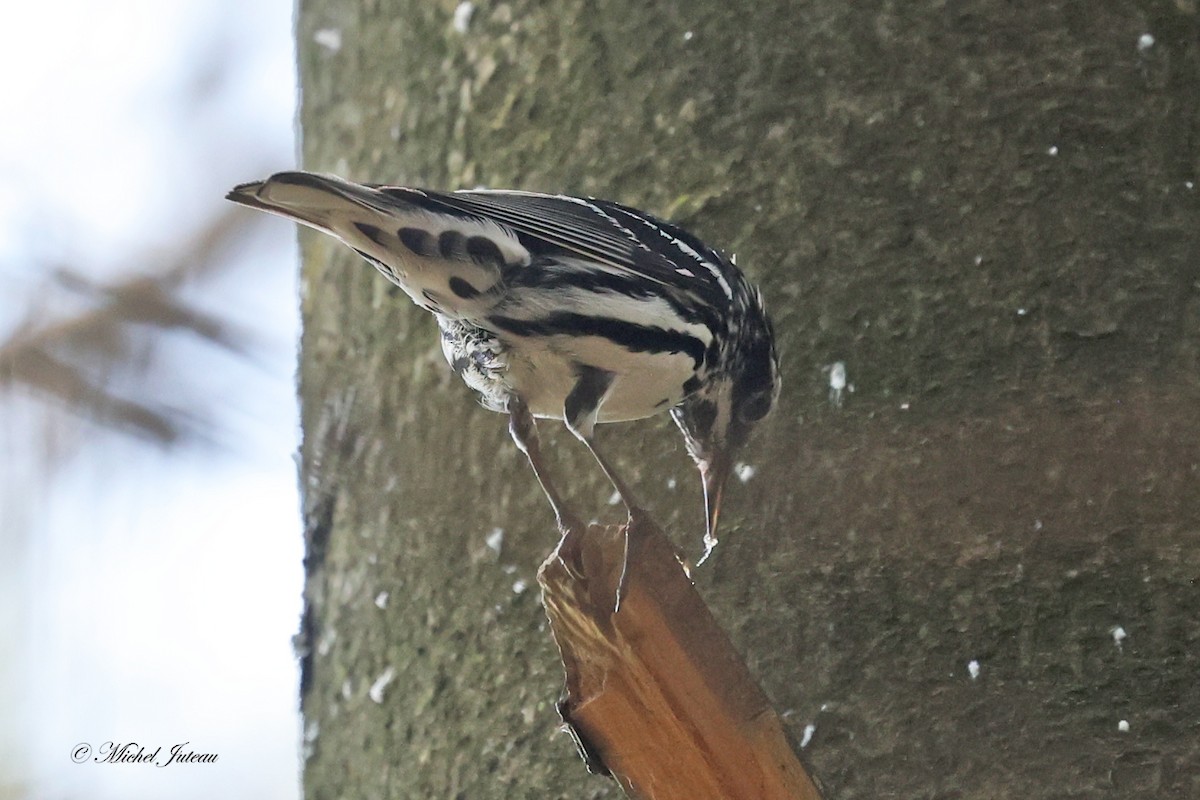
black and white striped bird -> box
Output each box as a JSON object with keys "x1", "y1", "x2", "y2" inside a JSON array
[{"x1": 227, "y1": 172, "x2": 779, "y2": 558}]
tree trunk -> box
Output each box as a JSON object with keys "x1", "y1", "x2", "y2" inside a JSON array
[{"x1": 295, "y1": 1, "x2": 1200, "y2": 797}]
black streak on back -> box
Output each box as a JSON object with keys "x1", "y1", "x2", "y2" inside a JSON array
[
  {"x1": 353, "y1": 222, "x2": 387, "y2": 246},
  {"x1": 399, "y1": 227, "x2": 437, "y2": 257},
  {"x1": 449, "y1": 277, "x2": 481, "y2": 299},
  {"x1": 466, "y1": 235, "x2": 506, "y2": 265},
  {"x1": 438, "y1": 230, "x2": 468, "y2": 259}
]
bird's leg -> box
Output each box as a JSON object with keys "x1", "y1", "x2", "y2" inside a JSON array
[
  {"x1": 564, "y1": 366, "x2": 647, "y2": 526},
  {"x1": 577, "y1": 435, "x2": 646, "y2": 522},
  {"x1": 507, "y1": 396, "x2": 582, "y2": 533}
]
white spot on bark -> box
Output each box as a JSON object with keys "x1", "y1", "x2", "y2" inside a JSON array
[
  {"x1": 828, "y1": 361, "x2": 847, "y2": 406},
  {"x1": 799, "y1": 723, "x2": 816, "y2": 748},
  {"x1": 485, "y1": 527, "x2": 505, "y2": 554},
  {"x1": 453, "y1": 1, "x2": 475, "y2": 33},
  {"x1": 313, "y1": 28, "x2": 342, "y2": 52},
  {"x1": 369, "y1": 667, "x2": 396, "y2": 703},
  {"x1": 1111, "y1": 625, "x2": 1127, "y2": 648}
]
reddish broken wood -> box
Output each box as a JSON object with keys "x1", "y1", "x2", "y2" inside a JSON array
[{"x1": 538, "y1": 517, "x2": 823, "y2": 800}]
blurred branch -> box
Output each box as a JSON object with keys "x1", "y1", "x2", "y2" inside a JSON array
[{"x1": 0, "y1": 208, "x2": 265, "y2": 444}]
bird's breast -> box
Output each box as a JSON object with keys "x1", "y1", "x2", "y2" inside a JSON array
[{"x1": 438, "y1": 316, "x2": 701, "y2": 423}]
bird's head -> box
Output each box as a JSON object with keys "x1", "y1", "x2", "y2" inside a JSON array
[{"x1": 671, "y1": 309, "x2": 779, "y2": 552}]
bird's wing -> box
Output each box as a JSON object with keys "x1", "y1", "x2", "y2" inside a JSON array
[{"x1": 376, "y1": 186, "x2": 738, "y2": 306}]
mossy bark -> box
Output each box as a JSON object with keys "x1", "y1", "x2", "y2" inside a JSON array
[{"x1": 295, "y1": 1, "x2": 1200, "y2": 797}]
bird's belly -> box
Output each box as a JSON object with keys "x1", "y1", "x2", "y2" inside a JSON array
[
  {"x1": 440, "y1": 318, "x2": 699, "y2": 422},
  {"x1": 505, "y1": 334, "x2": 697, "y2": 424}
]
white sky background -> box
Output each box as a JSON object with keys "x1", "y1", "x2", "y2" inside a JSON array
[{"x1": 1, "y1": 1, "x2": 301, "y2": 798}]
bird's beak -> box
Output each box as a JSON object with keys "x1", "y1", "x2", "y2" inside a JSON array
[{"x1": 700, "y1": 451, "x2": 733, "y2": 559}]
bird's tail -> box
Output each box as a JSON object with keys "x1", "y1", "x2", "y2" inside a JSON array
[
  {"x1": 225, "y1": 171, "x2": 394, "y2": 233},
  {"x1": 226, "y1": 171, "x2": 528, "y2": 316}
]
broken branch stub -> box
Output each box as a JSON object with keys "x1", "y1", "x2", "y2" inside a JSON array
[{"x1": 538, "y1": 519, "x2": 823, "y2": 800}]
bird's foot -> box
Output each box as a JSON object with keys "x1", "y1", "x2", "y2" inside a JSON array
[
  {"x1": 555, "y1": 509, "x2": 587, "y2": 537},
  {"x1": 624, "y1": 504, "x2": 652, "y2": 533}
]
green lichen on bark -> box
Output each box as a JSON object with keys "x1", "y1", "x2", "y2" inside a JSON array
[{"x1": 295, "y1": 1, "x2": 1200, "y2": 798}]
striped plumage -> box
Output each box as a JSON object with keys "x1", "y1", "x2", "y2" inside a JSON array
[{"x1": 227, "y1": 171, "x2": 779, "y2": 556}]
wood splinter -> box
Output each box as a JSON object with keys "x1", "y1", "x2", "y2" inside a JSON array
[{"x1": 538, "y1": 517, "x2": 824, "y2": 800}]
